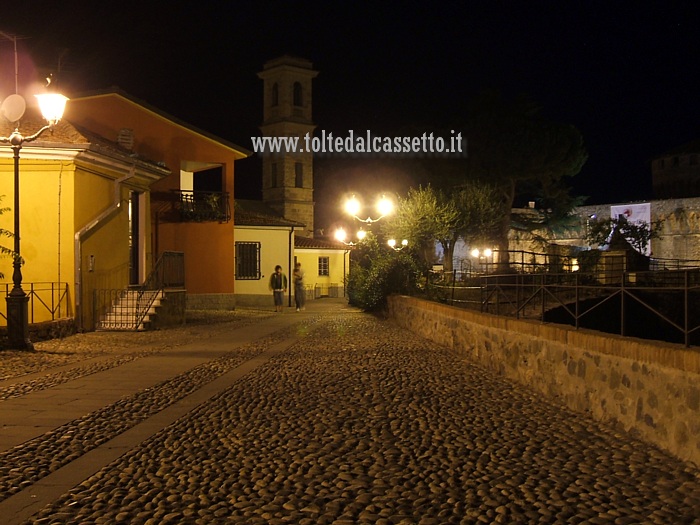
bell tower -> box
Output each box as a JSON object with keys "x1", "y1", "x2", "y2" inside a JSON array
[{"x1": 258, "y1": 56, "x2": 318, "y2": 237}]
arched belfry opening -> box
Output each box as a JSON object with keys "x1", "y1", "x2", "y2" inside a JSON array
[{"x1": 258, "y1": 56, "x2": 318, "y2": 238}]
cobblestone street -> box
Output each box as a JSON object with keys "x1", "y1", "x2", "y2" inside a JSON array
[{"x1": 1, "y1": 302, "x2": 698, "y2": 524}]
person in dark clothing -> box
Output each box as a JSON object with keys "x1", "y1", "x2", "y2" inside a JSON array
[
  {"x1": 293, "y1": 262, "x2": 305, "y2": 311},
  {"x1": 268, "y1": 265, "x2": 287, "y2": 312}
]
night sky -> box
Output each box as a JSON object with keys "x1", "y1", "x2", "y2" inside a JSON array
[{"x1": 3, "y1": 2, "x2": 700, "y2": 229}]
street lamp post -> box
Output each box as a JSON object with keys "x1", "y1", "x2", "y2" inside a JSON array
[{"x1": 1, "y1": 92, "x2": 68, "y2": 349}]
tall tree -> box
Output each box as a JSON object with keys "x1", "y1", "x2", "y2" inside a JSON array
[
  {"x1": 464, "y1": 91, "x2": 588, "y2": 266},
  {"x1": 382, "y1": 182, "x2": 501, "y2": 273}
]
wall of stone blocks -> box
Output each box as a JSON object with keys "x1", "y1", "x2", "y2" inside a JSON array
[{"x1": 387, "y1": 295, "x2": 700, "y2": 468}]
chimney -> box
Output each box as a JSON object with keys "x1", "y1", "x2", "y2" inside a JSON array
[{"x1": 117, "y1": 128, "x2": 134, "y2": 151}]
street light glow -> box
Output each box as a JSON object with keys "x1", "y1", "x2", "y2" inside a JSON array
[
  {"x1": 334, "y1": 227, "x2": 348, "y2": 243},
  {"x1": 376, "y1": 195, "x2": 393, "y2": 217},
  {"x1": 388, "y1": 238, "x2": 408, "y2": 251},
  {"x1": 343, "y1": 193, "x2": 393, "y2": 223},
  {"x1": 35, "y1": 93, "x2": 69, "y2": 124},
  {"x1": 344, "y1": 195, "x2": 361, "y2": 217}
]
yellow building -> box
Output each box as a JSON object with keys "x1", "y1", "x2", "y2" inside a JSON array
[
  {"x1": 1, "y1": 107, "x2": 169, "y2": 331},
  {"x1": 234, "y1": 199, "x2": 349, "y2": 307}
]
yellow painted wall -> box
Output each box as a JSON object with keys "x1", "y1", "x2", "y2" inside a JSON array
[
  {"x1": 234, "y1": 226, "x2": 294, "y2": 299},
  {"x1": 0, "y1": 158, "x2": 77, "y2": 324},
  {"x1": 294, "y1": 248, "x2": 349, "y2": 297}
]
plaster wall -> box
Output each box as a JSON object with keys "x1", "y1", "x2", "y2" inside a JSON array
[{"x1": 387, "y1": 295, "x2": 700, "y2": 468}]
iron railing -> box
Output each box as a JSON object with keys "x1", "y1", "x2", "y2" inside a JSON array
[
  {"x1": 176, "y1": 190, "x2": 231, "y2": 222},
  {"x1": 423, "y1": 249, "x2": 700, "y2": 347},
  {"x1": 133, "y1": 250, "x2": 185, "y2": 329},
  {"x1": 425, "y1": 267, "x2": 700, "y2": 347},
  {"x1": 0, "y1": 282, "x2": 70, "y2": 324},
  {"x1": 93, "y1": 251, "x2": 184, "y2": 331}
]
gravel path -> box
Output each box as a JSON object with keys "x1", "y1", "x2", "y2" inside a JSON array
[{"x1": 18, "y1": 313, "x2": 700, "y2": 525}]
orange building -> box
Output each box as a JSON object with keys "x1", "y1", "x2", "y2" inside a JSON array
[{"x1": 67, "y1": 89, "x2": 250, "y2": 310}]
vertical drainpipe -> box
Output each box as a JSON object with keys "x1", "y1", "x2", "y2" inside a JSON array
[
  {"x1": 74, "y1": 166, "x2": 136, "y2": 331},
  {"x1": 288, "y1": 226, "x2": 296, "y2": 307}
]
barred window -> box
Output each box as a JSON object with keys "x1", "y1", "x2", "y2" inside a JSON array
[
  {"x1": 236, "y1": 242, "x2": 261, "y2": 280},
  {"x1": 318, "y1": 256, "x2": 329, "y2": 276}
]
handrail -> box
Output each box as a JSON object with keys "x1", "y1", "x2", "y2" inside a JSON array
[
  {"x1": 133, "y1": 251, "x2": 184, "y2": 329},
  {"x1": 424, "y1": 266, "x2": 700, "y2": 347}
]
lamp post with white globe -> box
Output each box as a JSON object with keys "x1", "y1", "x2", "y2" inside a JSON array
[{"x1": 1, "y1": 33, "x2": 69, "y2": 349}]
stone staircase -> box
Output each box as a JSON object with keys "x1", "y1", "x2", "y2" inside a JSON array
[{"x1": 96, "y1": 289, "x2": 164, "y2": 331}]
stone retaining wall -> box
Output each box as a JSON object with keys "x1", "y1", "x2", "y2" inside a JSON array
[{"x1": 387, "y1": 295, "x2": 700, "y2": 467}]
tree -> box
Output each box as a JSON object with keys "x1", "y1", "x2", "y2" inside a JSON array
[
  {"x1": 381, "y1": 185, "x2": 456, "y2": 270},
  {"x1": 345, "y1": 232, "x2": 422, "y2": 311},
  {"x1": 0, "y1": 196, "x2": 13, "y2": 280},
  {"x1": 586, "y1": 216, "x2": 662, "y2": 255},
  {"x1": 382, "y1": 182, "x2": 501, "y2": 273},
  {"x1": 464, "y1": 90, "x2": 588, "y2": 267}
]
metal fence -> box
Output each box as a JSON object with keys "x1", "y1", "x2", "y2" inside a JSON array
[
  {"x1": 424, "y1": 250, "x2": 700, "y2": 347},
  {"x1": 314, "y1": 283, "x2": 343, "y2": 299},
  {"x1": 0, "y1": 282, "x2": 71, "y2": 325}
]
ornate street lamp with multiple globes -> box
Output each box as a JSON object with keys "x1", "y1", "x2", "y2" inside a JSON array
[
  {"x1": 343, "y1": 193, "x2": 393, "y2": 224},
  {"x1": 387, "y1": 238, "x2": 409, "y2": 251},
  {"x1": 1, "y1": 91, "x2": 69, "y2": 349}
]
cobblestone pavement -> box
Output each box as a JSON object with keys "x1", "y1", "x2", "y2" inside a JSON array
[{"x1": 2, "y1": 308, "x2": 699, "y2": 524}]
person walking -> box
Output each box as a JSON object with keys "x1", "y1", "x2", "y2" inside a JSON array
[
  {"x1": 293, "y1": 262, "x2": 306, "y2": 311},
  {"x1": 269, "y1": 265, "x2": 287, "y2": 313}
]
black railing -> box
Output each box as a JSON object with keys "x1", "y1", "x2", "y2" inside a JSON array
[
  {"x1": 151, "y1": 190, "x2": 231, "y2": 223},
  {"x1": 1, "y1": 282, "x2": 70, "y2": 324},
  {"x1": 143, "y1": 251, "x2": 185, "y2": 290},
  {"x1": 93, "y1": 251, "x2": 184, "y2": 331},
  {"x1": 176, "y1": 190, "x2": 230, "y2": 222},
  {"x1": 425, "y1": 267, "x2": 700, "y2": 347},
  {"x1": 133, "y1": 251, "x2": 184, "y2": 328}
]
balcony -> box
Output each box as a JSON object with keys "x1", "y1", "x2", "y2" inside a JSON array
[{"x1": 152, "y1": 190, "x2": 231, "y2": 223}]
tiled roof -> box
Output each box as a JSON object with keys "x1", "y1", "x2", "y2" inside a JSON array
[
  {"x1": 295, "y1": 236, "x2": 349, "y2": 250},
  {"x1": 72, "y1": 87, "x2": 252, "y2": 157},
  {"x1": 234, "y1": 199, "x2": 306, "y2": 227},
  {"x1": 1, "y1": 108, "x2": 169, "y2": 174}
]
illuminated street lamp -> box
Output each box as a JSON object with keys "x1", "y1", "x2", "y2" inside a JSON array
[
  {"x1": 334, "y1": 227, "x2": 366, "y2": 246},
  {"x1": 343, "y1": 193, "x2": 393, "y2": 223},
  {"x1": 1, "y1": 88, "x2": 68, "y2": 349},
  {"x1": 387, "y1": 238, "x2": 408, "y2": 251}
]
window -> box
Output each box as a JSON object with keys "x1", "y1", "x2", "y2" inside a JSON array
[
  {"x1": 295, "y1": 162, "x2": 303, "y2": 188},
  {"x1": 271, "y1": 83, "x2": 279, "y2": 107},
  {"x1": 293, "y1": 82, "x2": 303, "y2": 106},
  {"x1": 318, "y1": 256, "x2": 329, "y2": 276},
  {"x1": 673, "y1": 156, "x2": 680, "y2": 166},
  {"x1": 236, "y1": 242, "x2": 261, "y2": 279},
  {"x1": 271, "y1": 163, "x2": 278, "y2": 188},
  {"x1": 690, "y1": 155, "x2": 698, "y2": 166}
]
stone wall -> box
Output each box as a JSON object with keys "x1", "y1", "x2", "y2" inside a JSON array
[{"x1": 387, "y1": 295, "x2": 700, "y2": 468}]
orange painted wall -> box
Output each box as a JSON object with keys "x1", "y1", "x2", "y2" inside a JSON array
[{"x1": 66, "y1": 93, "x2": 248, "y2": 294}]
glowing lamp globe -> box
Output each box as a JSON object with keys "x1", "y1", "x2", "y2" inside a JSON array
[{"x1": 35, "y1": 93, "x2": 68, "y2": 123}]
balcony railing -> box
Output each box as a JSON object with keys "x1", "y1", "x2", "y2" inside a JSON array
[{"x1": 152, "y1": 190, "x2": 231, "y2": 223}]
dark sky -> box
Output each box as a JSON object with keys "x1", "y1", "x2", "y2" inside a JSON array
[{"x1": 3, "y1": 1, "x2": 700, "y2": 225}]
